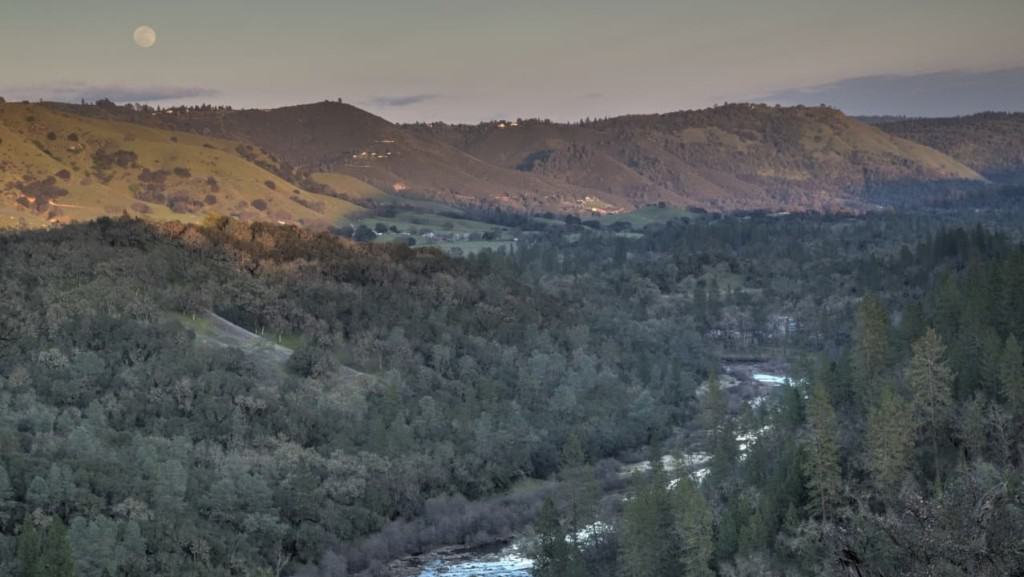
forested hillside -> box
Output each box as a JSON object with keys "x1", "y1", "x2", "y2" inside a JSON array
[
  {"x1": 563, "y1": 225, "x2": 1024, "y2": 577},
  {"x1": 0, "y1": 215, "x2": 708, "y2": 576},
  {"x1": 2, "y1": 204, "x2": 1024, "y2": 577},
  {"x1": 880, "y1": 113, "x2": 1024, "y2": 184}
]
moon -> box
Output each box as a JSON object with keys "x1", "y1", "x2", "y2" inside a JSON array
[{"x1": 133, "y1": 25, "x2": 156, "y2": 48}]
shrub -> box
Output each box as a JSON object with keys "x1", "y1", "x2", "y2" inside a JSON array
[
  {"x1": 353, "y1": 225, "x2": 376, "y2": 242},
  {"x1": 16, "y1": 177, "x2": 68, "y2": 212},
  {"x1": 92, "y1": 149, "x2": 138, "y2": 170},
  {"x1": 290, "y1": 195, "x2": 325, "y2": 213}
]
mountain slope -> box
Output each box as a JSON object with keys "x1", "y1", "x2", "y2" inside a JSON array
[
  {"x1": 0, "y1": 103, "x2": 363, "y2": 228},
  {"x1": 25, "y1": 101, "x2": 994, "y2": 219},
  {"x1": 413, "y1": 104, "x2": 985, "y2": 211},
  {"x1": 878, "y1": 113, "x2": 1024, "y2": 184},
  {"x1": 50, "y1": 101, "x2": 612, "y2": 214}
]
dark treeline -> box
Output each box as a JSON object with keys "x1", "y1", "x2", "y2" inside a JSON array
[{"x1": 1, "y1": 209, "x2": 1024, "y2": 576}]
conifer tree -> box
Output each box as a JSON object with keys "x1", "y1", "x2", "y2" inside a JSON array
[
  {"x1": 866, "y1": 385, "x2": 914, "y2": 490},
  {"x1": 0, "y1": 464, "x2": 14, "y2": 524},
  {"x1": 15, "y1": 517, "x2": 76, "y2": 577},
  {"x1": 958, "y1": 393, "x2": 989, "y2": 462},
  {"x1": 907, "y1": 328, "x2": 955, "y2": 487},
  {"x1": 559, "y1": 433, "x2": 599, "y2": 543},
  {"x1": 670, "y1": 476, "x2": 713, "y2": 577},
  {"x1": 703, "y1": 374, "x2": 737, "y2": 484},
  {"x1": 16, "y1": 519, "x2": 43, "y2": 577},
  {"x1": 619, "y1": 461, "x2": 677, "y2": 577},
  {"x1": 802, "y1": 381, "x2": 841, "y2": 523},
  {"x1": 41, "y1": 519, "x2": 75, "y2": 577},
  {"x1": 1000, "y1": 334, "x2": 1024, "y2": 419},
  {"x1": 978, "y1": 327, "x2": 1003, "y2": 397},
  {"x1": 852, "y1": 295, "x2": 891, "y2": 410},
  {"x1": 532, "y1": 498, "x2": 574, "y2": 577}
]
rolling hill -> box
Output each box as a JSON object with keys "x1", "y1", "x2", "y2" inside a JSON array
[
  {"x1": 412, "y1": 104, "x2": 985, "y2": 212},
  {"x1": 48, "y1": 100, "x2": 609, "y2": 214},
  {"x1": 50, "y1": 100, "x2": 987, "y2": 216},
  {"x1": 0, "y1": 102, "x2": 363, "y2": 229},
  {"x1": 2, "y1": 100, "x2": 1000, "y2": 228},
  {"x1": 877, "y1": 113, "x2": 1024, "y2": 184}
]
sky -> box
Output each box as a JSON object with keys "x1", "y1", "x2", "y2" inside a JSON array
[{"x1": 1, "y1": 0, "x2": 1023, "y2": 123}]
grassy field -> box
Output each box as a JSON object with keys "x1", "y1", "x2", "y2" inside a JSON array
[
  {"x1": 596, "y1": 205, "x2": 696, "y2": 227},
  {"x1": 311, "y1": 171, "x2": 391, "y2": 202},
  {"x1": 172, "y1": 311, "x2": 307, "y2": 365}
]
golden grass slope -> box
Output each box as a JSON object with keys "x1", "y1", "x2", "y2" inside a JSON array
[
  {"x1": 416, "y1": 104, "x2": 985, "y2": 212},
  {"x1": 0, "y1": 103, "x2": 363, "y2": 229}
]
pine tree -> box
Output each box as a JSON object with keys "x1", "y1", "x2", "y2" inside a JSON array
[
  {"x1": 40, "y1": 519, "x2": 75, "y2": 577},
  {"x1": 899, "y1": 301, "x2": 927, "y2": 355},
  {"x1": 703, "y1": 374, "x2": 737, "y2": 484},
  {"x1": 978, "y1": 327, "x2": 1003, "y2": 397},
  {"x1": 958, "y1": 393, "x2": 989, "y2": 462},
  {"x1": 1000, "y1": 334, "x2": 1024, "y2": 419},
  {"x1": 16, "y1": 519, "x2": 43, "y2": 577},
  {"x1": 852, "y1": 295, "x2": 891, "y2": 411},
  {"x1": 866, "y1": 385, "x2": 914, "y2": 490},
  {"x1": 560, "y1": 433, "x2": 599, "y2": 542},
  {"x1": 907, "y1": 328, "x2": 955, "y2": 487},
  {"x1": 619, "y1": 463, "x2": 678, "y2": 577},
  {"x1": 531, "y1": 498, "x2": 574, "y2": 577},
  {"x1": 802, "y1": 380, "x2": 841, "y2": 523},
  {"x1": 16, "y1": 517, "x2": 76, "y2": 577},
  {"x1": 0, "y1": 463, "x2": 14, "y2": 524},
  {"x1": 670, "y1": 476, "x2": 713, "y2": 577}
]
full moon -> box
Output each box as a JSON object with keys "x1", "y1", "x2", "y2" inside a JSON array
[{"x1": 133, "y1": 25, "x2": 156, "y2": 48}]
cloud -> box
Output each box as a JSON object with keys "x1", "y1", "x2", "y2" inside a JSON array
[
  {"x1": 368, "y1": 93, "x2": 441, "y2": 107},
  {"x1": 0, "y1": 82, "x2": 219, "y2": 104},
  {"x1": 759, "y1": 67, "x2": 1024, "y2": 117}
]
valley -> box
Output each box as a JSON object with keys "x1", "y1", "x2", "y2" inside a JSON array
[{"x1": 5, "y1": 3, "x2": 1024, "y2": 577}]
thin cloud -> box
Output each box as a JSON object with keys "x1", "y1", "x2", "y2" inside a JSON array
[
  {"x1": 1, "y1": 82, "x2": 219, "y2": 104},
  {"x1": 368, "y1": 94, "x2": 441, "y2": 107},
  {"x1": 759, "y1": 67, "x2": 1024, "y2": 117}
]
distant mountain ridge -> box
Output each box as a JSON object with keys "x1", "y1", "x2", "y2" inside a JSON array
[
  {"x1": 877, "y1": 112, "x2": 1024, "y2": 184},
  {"x1": 0, "y1": 99, "x2": 1012, "y2": 228}
]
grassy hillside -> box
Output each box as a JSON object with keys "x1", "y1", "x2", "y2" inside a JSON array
[
  {"x1": 50, "y1": 100, "x2": 607, "y2": 214},
  {"x1": 27, "y1": 101, "x2": 995, "y2": 219},
  {"x1": 416, "y1": 104, "x2": 985, "y2": 212},
  {"x1": 0, "y1": 103, "x2": 364, "y2": 229},
  {"x1": 879, "y1": 112, "x2": 1024, "y2": 183}
]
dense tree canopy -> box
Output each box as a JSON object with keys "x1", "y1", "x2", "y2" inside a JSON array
[{"x1": 2, "y1": 203, "x2": 1024, "y2": 576}]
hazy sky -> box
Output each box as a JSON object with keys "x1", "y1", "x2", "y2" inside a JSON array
[{"x1": 1, "y1": 0, "x2": 1023, "y2": 122}]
